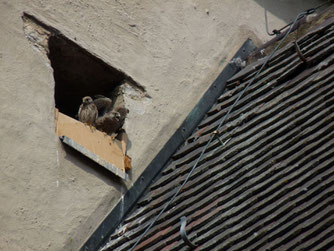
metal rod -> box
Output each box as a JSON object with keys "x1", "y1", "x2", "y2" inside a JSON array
[
  {"x1": 213, "y1": 130, "x2": 226, "y2": 146},
  {"x1": 265, "y1": 9, "x2": 280, "y2": 36}
]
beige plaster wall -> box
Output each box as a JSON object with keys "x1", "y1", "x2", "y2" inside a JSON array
[{"x1": 0, "y1": 0, "x2": 325, "y2": 250}]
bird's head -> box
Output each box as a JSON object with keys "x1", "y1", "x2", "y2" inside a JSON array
[
  {"x1": 82, "y1": 96, "x2": 93, "y2": 104},
  {"x1": 115, "y1": 107, "x2": 129, "y2": 117},
  {"x1": 112, "y1": 111, "x2": 121, "y2": 119}
]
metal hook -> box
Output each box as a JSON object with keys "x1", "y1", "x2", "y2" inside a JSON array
[
  {"x1": 264, "y1": 9, "x2": 281, "y2": 36},
  {"x1": 180, "y1": 216, "x2": 198, "y2": 249}
]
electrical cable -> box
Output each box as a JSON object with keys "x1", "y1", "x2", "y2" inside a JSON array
[
  {"x1": 265, "y1": 1, "x2": 331, "y2": 36},
  {"x1": 129, "y1": 6, "x2": 323, "y2": 251}
]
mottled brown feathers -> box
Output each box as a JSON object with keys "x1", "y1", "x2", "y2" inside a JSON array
[
  {"x1": 95, "y1": 106, "x2": 129, "y2": 135},
  {"x1": 93, "y1": 95, "x2": 113, "y2": 117},
  {"x1": 78, "y1": 96, "x2": 98, "y2": 126},
  {"x1": 78, "y1": 95, "x2": 128, "y2": 135}
]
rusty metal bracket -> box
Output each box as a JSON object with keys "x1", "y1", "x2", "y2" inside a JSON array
[{"x1": 294, "y1": 41, "x2": 308, "y2": 64}]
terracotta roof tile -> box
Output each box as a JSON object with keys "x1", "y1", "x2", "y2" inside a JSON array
[{"x1": 101, "y1": 17, "x2": 334, "y2": 251}]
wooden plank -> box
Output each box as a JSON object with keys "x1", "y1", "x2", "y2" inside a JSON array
[{"x1": 56, "y1": 110, "x2": 129, "y2": 179}]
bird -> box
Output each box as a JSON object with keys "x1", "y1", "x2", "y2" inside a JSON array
[
  {"x1": 112, "y1": 107, "x2": 129, "y2": 131},
  {"x1": 95, "y1": 106, "x2": 129, "y2": 135},
  {"x1": 77, "y1": 96, "x2": 98, "y2": 127},
  {"x1": 93, "y1": 95, "x2": 113, "y2": 117}
]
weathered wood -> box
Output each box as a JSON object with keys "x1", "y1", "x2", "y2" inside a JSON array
[{"x1": 56, "y1": 110, "x2": 130, "y2": 179}]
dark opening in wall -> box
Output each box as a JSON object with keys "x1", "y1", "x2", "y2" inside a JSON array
[
  {"x1": 49, "y1": 35, "x2": 125, "y2": 118},
  {"x1": 23, "y1": 12, "x2": 142, "y2": 119}
]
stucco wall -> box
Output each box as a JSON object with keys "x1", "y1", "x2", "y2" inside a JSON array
[{"x1": 0, "y1": 0, "x2": 325, "y2": 250}]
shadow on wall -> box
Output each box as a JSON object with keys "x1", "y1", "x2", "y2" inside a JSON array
[
  {"x1": 62, "y1": 143, "x2": 129, "y2": 190},
  {"x1": 255, "y1": 0, "x2": 329, "y2": 23}
]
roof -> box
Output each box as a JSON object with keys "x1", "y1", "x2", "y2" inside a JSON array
[{"x1": 101, "y1": 16, "x2": 334, "y2": 251}]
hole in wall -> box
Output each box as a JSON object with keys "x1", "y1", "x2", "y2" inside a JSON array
[
  {"x1": 22, "y1": 12, "x2": 147, "y2": 177},
  {"x1": 49, "y1": 34, "x2": 126, "y2": 118},
  {"x1": 22, "y1": 12, "x2": 146, "y2": 119}
]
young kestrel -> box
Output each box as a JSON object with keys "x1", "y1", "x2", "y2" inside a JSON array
[{"x1": 78, "y1": 96, "x2": 98, "y2": 126}]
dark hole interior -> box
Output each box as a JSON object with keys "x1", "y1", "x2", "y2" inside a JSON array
[{"x1": 48, "y1": 35, "x2": 126, "y2": 118}]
